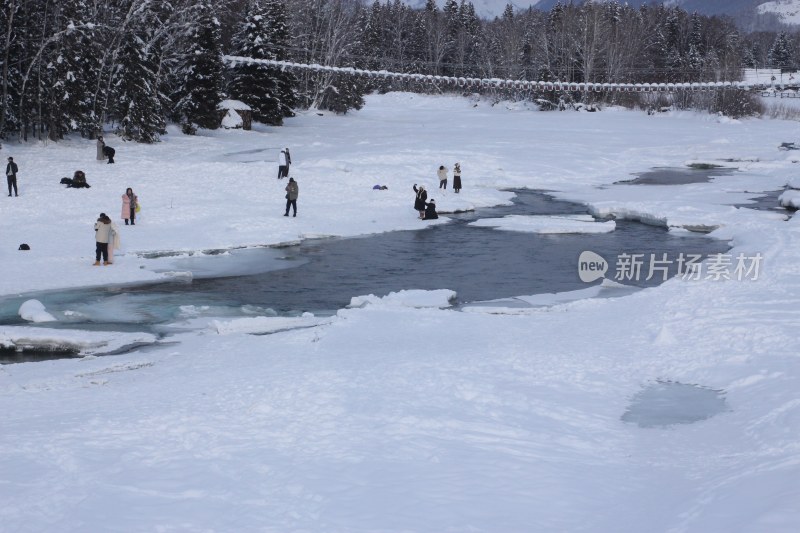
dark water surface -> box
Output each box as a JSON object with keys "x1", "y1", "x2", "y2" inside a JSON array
[
  {"x1": 0, "y1": 191, "x2": 730, "y2": 332},
  {"x1": 617, "y1": 166, "x2": 732, "y2": 185}
]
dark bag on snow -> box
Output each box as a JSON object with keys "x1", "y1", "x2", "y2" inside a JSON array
[{"x1": 18, "y1": 243, "x2": 30, "y2": 250}]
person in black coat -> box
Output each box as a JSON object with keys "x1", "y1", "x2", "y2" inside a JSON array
[
  {"x1": 413, "y1": 184, "x2": 427, "y2": 219},
  {"x1": 6, "y1": 157, "x2": 18, "y2": 196},
  {"x1": 424, "y1": 199, "x2": 438, "y2": 220},
  {"x1": 103, "y1": 145, "x2": 115, "y2": 164}
]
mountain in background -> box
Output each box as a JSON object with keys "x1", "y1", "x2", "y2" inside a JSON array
[{"x1": 411, "y1": 0, "x2": 797, "y2": 27}]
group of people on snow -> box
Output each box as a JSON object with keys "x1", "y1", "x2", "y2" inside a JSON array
[
  {"x1": 436, "y1": 162, "x2": 462, "y2": 193},
  {"x1": 97, "y1": 136, "x2": 116, "y2": 164},
  {"x1": 413, "y1": 184, "x2": 438, "y2": 220},
  {"x1": 413, "y1": 163, "x2": 464, "y2": 219}
]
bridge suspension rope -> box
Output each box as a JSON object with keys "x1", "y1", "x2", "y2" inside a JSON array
[{"x1": 223, "y1": 55, "x2": 797, "y2": 97}]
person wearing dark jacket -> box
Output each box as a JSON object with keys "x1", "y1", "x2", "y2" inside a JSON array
[
  {"x1": 453, "y1": 163, "x2": 462, "y2": 193},
  {"x1": 6, "y1": 157, "x2": 18, "y2": 196},
  {"x1": 413, "y1": 184, "x2": 427, "y2": 219},
  {"x1": 284, "y1": 177, "x2": 299, "y2": 217},
  {"x1": 424, "y1": 199, "x2": 439, "y2": 220},
  {"x1": 103, "y1": 145, "x2": 115, "y2": 164},
  {"x1": 70, "y1": 170, "x2": 90, "y2": 188}
]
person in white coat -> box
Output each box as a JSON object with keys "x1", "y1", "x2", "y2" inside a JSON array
[
  {"x1": 97, "y1": 136, "x2": 106, "y2": 161},
  {"x1": 437, "y1": 165, "x2": 448, "y2": 190},
  {"x1": 93, "y1": 213, "x2": 120, "y2": 265},
  {"x1": 278, "y1": 150, "x2": 288, "y2": 179}
]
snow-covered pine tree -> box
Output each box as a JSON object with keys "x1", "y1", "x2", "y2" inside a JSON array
[
  {"x1": 175, "y1": 2, "x2": 224, "y2": 133},
  {"x1": 228, "y1": 0, "x2": 282, "y2": 124},
  {"x1": 112, "y1": 31, "x2": 166, "y2": 143},
  {"x1": 768, "y1": 32, "x2": 793, "y2": 69},
  {"x1": 42, "y1": 0, "x2": 97, "y2": 140},
  {"x1": 264, "y1": 0, "x2": 297, "y2": 121},
  {"x1": 0, "y1": 0, "x2": 24, "y2": 137}
]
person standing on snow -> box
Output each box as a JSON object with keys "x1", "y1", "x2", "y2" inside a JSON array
[
  {"x1": 413, "y1": 184, "x2": 427, "y2": 219},
  {"x1": 97, "y1": 136, "x2": 106, "y2": 161},
  {"x1": 121, "y1": 188, "x2": 138, "y2": 225},
  {"x1": 6, "y1": 156, "x2": 18, "y2": 197},
  {"x1": 94, "y1": 213, "x2": 117, "y2": 265},
  {"x1": 453, "y1": 163, "x2": 462, "y2": 193},
  {"x1": 278, "y1": 149, "x2": 288, "y2": 179},
  {"x1": 437, "y1": 165, "x2": 448, "y2": 190},
  {"x1": 284, "y1": 177, "x2": 299, "y2": 217},
  {"x1": 285, "y1": 147, "x2": 292, "y2": 175}
]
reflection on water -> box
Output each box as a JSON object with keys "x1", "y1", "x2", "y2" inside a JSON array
[{"x1": 0, "y1": 191, "x2": 729, "y2": 328}]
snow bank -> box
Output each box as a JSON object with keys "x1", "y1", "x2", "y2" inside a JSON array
[
  {"x1": 0, "y1": 326, "x2": 156, "y2": 356},
  {"x1": 469, "y1": 214, "x2": 616, "y2": 234},
  {"x1": 348, "y1": 289, "x2": 456, "y2": 309},
  {"x1": 463, "y1": 278, "x2": 639, "y2": 313},
  {"x1": 18, "y1": 299, "x2": 57, "y2": 323},
  {"x1": 779, "y1": 189, "x2": 800, "y2": 209}
]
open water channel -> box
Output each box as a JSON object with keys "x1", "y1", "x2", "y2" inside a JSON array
[{"x1": 1, "y1": 189, "x2": 730, "y2": 337}]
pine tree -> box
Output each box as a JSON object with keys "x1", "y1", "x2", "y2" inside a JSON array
[
  {"x1": 43, "y1": 0, "x2": 97, "y2": 140},
  {"x1": 768, "y1": 32, "x2": 793, "y2": 69},
  {"x1": 228, "y1": 0, "x2": 282, "y2": 124},
  {"x1": 0, "y1": 0, "x2": 23, "y2": 137},
  {"x1": 264, "y1": 0, "x2": 297, "y2": 121},
  {"x1": 175, "y1": 2, "x2": 224, "y2": 132},
  {"x1": 112, "y1": 31, "x2": 165, "y2": 143}
]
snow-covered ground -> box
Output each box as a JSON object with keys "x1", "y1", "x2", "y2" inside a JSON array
[
  {"x1": 2, "y1": 93, "x2": 800, "y2": 531},
  {"x1": 757, "y1": 0, "x2": 800, "y2": 25}
]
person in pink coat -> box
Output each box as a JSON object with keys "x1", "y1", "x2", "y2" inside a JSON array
[{"x1": 121, "y1": 187, "x2": 138, "y2": 225}]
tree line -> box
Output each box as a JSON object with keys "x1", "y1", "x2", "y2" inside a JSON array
[{"x1": 1, "y1": 0, "x2": 799, "y2": 145}]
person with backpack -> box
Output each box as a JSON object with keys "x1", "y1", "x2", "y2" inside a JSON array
[
  {"x1": 6, "y1": 156, "x2": 18, "y2": 196},
  {"x1": 121, "y1": 188, "x2": 138, "y2": 225}
]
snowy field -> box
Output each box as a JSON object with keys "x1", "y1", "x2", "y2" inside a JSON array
[{"x1": 2, "y1": 93, "x2": 800, "y2": 531}]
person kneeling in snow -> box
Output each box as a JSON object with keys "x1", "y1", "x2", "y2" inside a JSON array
[
  {"x1": 67, "y1": 170, "x2": 90, "y2": 188},
  {"x1": 423, "y1": 199, "x2": 438, "y2": 220}
]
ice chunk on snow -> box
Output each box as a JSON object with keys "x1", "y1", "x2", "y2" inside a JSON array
[
  {"x1": 348, "y1": 289, "x2": 456, "y2": 309},
  {"x1": 0, "y1": 326, "x2": 156, "y2": 355},
  {"x1": 469, "y1": 214, "x2": 615, "y2": 234},
  {"x1": 19, "y1": 299, "x2": 57, "y2": 323},
  {"x1": 779, "y1": 189, "x2": 800, "y2": 210}
]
